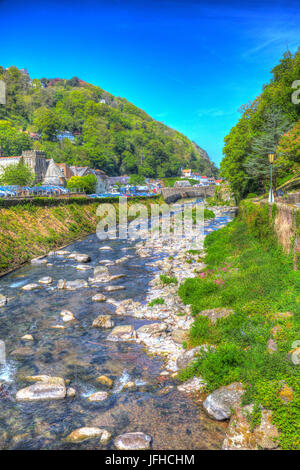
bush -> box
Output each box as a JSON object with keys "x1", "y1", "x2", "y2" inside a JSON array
[{"x1": 160, "y1": 274, "x2": 178, "y2": 285}]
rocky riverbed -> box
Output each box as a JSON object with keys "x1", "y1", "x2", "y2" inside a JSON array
[{"x1": 0, "y1": 204, "x2": 239, "y2": 450}]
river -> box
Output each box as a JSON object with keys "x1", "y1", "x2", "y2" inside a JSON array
[{"x1": 0, "y1": 205, "x2": 235, "y2": 450}]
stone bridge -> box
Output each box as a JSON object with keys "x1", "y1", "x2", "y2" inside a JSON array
[{"x1": 161, "y1": 186, "x2": 215, "y2": 203}]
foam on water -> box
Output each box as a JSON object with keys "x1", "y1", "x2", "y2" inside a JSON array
[
  {"x1": 0, "y1": 361, "x2": 16, "y2": 383},
  {"x1": 113, "y1": 369, "x2": 131, "y2": 393}
]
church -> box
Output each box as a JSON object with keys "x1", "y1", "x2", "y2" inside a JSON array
[{"x1": 0, "y1": 148, "x2": 67, "y2": 186}]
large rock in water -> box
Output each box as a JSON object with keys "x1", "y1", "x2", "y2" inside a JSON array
[
  {"x1": 16, "y1": 376, "x2": 66, "y2": 401},
  {"x1": 107, "y1": 325, "x2": 135, "y2": 341},
  {"x1": 203, "y1": 382, "x2": 244, "y2": 420},
  {"x1": 65, "y1": 427, "x2": 111, "y2": 443},
  {"x1": 114, "y1": 432, "x2": 152, "y2": 450},
  {"x1": 57, "y1": 279, "x2": 88, "y2": 290},
  {"x1": 92, "y1": 293, "x2": 107, "y2": 302},
  {"x1": 92, "y1": 315, "x2": 114, "y2": 329},
  {"x1": 0, "y1": 294, "x2": 7, "y2": 307},
  {"x1": 87, "y1": 391, "x2": 109, "y2": 402}
]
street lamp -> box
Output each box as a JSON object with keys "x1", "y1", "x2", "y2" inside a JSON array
[{"x1": 268, "y1": 153, "x2": 275, "y2": 203}]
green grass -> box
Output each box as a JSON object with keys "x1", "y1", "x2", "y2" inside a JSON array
[
  {"x1": 178, "y1": 217, "x2": 300, "y2": 449},
  {"x1": 160, "y1": 274, "x2": 178, "y2": 285},
  {"x1": 148, "y1": 297, "x2": 165, "y2": 306}
]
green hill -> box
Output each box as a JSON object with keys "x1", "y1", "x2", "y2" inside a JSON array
[{"x1": 0, "y1": 66, "x2": 217, "y2": 178}]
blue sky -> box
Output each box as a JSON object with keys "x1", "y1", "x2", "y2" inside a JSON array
[{"x1": 1, "y1": 0, "x2": 299, "y2": 166}]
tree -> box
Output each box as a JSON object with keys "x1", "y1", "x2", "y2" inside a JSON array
[
  {"x1": 0, "y1": 120, "x2": 32, "y2": 156},
  {"x1": 0, "y1": 158, "x2": 35, "y2": 186},
  {"x1": 33, "y1": 107, "x2": 64, "y2": 140},
  {"x1": 66, "y1": 174, "x2": 97, "y2": 194},
  {"x1": 243, "y1": 107, "x2": 291, "y2": 191},
  {"x1": 276, "y1": 119, "x2": 300, "y2": 175},
  {"x1": 129, "y1": 174, "x2": 146, "y2": 185}
]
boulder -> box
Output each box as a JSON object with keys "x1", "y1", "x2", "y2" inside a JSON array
[
  {"x1": 21, "y1": 283, "x2": 40, "y2": 291},
  {"x1": 253, "y1": 410, "x2": 279, "y2": 449},
  {"x1": 96, "y1": 375, "x2": 113, "y2": 388},
  {"x1": 73, "y1": 254, "x2": 91, "y2": 263},
  {"x1": 58, "y1": 279, "x2": 88, "y2": 290},
  {"x1": 60, "y1": 310, "x2": 76, "y2": 322},
  {"x1": 99, "y1": 246, "x2": 112, "y2": 251},
  {"x1": 10, "y1": 347, "x2": 34, "y2": 358},
  {"x1": 92, "y1": 315, "x2": 114, "y2": 329},
  {"x1": 56, "y1": 250, "x2": 71, "y2": 256},
  {"x1": 76, "y1": 264, "x2": 92, "y2": 271},
  {"x1": 114, "y1": 432, "x2": 152, "y2": 450},
  {"x1": 0, "y1": 295, "x2": 7, "y2": 307},
  {"x1": 177, "y1": 376, "x2": 206, "y2": 393},
  {"x1": 87, "y1": 391, "x2": 109, "y2": 402},
  {"x1": 171, "y1": 329, "x2": 188, "y2": 344},
  {"x1": 222, "y1": 406, "x2": 279, "y2": 450},
  {"x1": 203, "y1": 382, "x2": 244, "y2": 420},
  {"x1": 222, "y1": 404, "x2": 259, "y2": 450},
  {"x1": 136, "y1": 323, "x2": 167, "y2": 338},
  {"x1": 16, "y1": 376, "x2": 66, "y2": 401},
  {"x1": 66, "y1": 387, "x2": 76, "y2": 398},
  {"x1": 21, "y1": 334, "x2": 33, "y2": 341},
  {"x1": 199, "y1": 308, "x2": 234, "y2": 323},
  {"x1": 176, "y1": 345, "x2": 213, "y2": 370},
  {"x1": 92, "y1": 293, "x2": 107, "y2": 302},
  {"x1": 107, "y1": 325, "x2": 136, "y2": 341},
  {"x1": 105, "y1": 285, "x2": 126, "y2": 292},
  {"x1": 31, "y1": 257, "x2": 48, "y2": 265},
  {"x1": 267, "y1": 338, "x2": 278, "y2": 354},
  {"x1": 38, "y1": 277, "x2": 53, "y2": 285},
  {"x1": 65, "y1": 427, "x2": 111, "y2": 443}
]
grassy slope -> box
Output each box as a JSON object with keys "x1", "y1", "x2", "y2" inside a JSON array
[
  {"x1": 178, "y1": 218, "x2": 300, "y2": 449},
  {"x1": 0, "y1": 197, "x2": 156, "y2": 274}
]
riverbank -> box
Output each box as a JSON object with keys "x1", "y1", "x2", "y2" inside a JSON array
[
  {"x1": 114, "y1": 210, "x2": 299, "y2": 450},
  {"x1": 0, "y1": 197, "x2": 157, "y2": 276}
]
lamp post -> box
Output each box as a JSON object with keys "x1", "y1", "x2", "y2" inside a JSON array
[{"x1": 268, "y1": 153, "x2": 275, "y2": 203}]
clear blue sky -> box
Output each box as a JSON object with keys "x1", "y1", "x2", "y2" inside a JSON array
[{"x1": 1, "y1": 0, "x2": 299, "y2": 166}]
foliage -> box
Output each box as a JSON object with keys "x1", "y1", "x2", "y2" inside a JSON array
[
  {"x1": 128, "y1": 174, "x2": 146, "y2": 185},
  {"x1": 221, "y1": 49, "x2": 300, "y2": 200},
  {"x1": 178, "y1": 216, "x2": 300, "y2": 449},
  {"x1": 66, "y1": 174, "x2": 97, "y2": 194},
  {"x1": 160, "y1": 274, "x2": 178, "y2": 285},
  {"x1": 0, "y1": 65, "x2": 217, "y2": 177},
  {"x1": 276, "y1": 119, "x2": 300, "y2": 174},
  {"x1": 0, "y1": 158, "x2": 35, "y2": 186},
  {"x1": 148, "y1": 297, "x2": 165, "y2": 306},
  {"x1": 0, "y1": 120, "x2": 32, "y2": 156}
]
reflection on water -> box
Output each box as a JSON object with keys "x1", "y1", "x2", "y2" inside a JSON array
[{"x1": 0, "y1": 209, "x2": 233, "y2": 450}]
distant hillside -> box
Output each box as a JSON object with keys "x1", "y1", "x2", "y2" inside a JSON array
[{"x1": 0, "y1": 66, "x2": 218, "y2": 177}]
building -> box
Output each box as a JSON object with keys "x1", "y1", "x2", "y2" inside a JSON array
[
  {"x1": 71, "y1": 166, "x2": 109, "y2": 194},
  {"x1": 57, "y1": 131, "x2": 75, "y2": 142},
  {"x1": 181, "y1": 169, "x2": 192, "y2": 178},
  {"x1": 0, "y1": 149, "x2": 48, "y2": 183},
  {"x1": 43, "y1": 159, "x2": 66, "y2": 186},
  {"x1": 0, "y1": 149, "x2": 66, "y2": 186},
  {"x1": 57, "y1": 163, "x2": 74, "y2": 180}
]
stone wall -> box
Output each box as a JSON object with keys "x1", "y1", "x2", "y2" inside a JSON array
[
  {"x1": 240, "y1": 199, "x2": 299, "y2": 269},
  {"x1": 162, "y1": 186, "x2": 215, "y2": 203}
]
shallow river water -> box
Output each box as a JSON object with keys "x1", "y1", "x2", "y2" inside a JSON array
[{"x1": 0, "y1": 209, "x2": 234, "y2": 450}]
